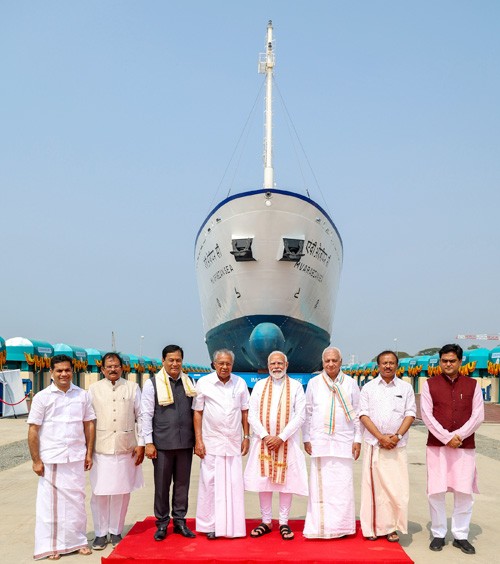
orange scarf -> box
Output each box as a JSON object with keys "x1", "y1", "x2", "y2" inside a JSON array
[{"x1": 259, "y1": 376, "x2": 291, "y2": 484}]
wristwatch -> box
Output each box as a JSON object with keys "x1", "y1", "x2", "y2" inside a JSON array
[
  {"x1": 396, "y1": 434, "x2": 403, "y2": 440},
  {"x1": 243, "y1": 434, "x2": 251, "y2": 439}
]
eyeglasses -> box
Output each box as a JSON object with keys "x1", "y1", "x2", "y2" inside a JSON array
[{"x1": 441, "y1": 359, "x2": 459, "y2": 364}]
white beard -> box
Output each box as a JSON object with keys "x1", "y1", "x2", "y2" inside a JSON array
[{"x1": 271, "y1": 370, "x2": 286, "y2": 380}]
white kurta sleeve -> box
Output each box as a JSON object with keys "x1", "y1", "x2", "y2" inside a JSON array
[
  {"x1": 351, "y1": 381, "x2": 362, "y2": 443},
  {"x1": 192, "y1": 379, "x2": 205, "y2": 412},
  {"x1": 279, "y1": 382, "x2": 306, "y2": 442},
  {"x1": 134, "y1": 386, "x2": 145, "y2": 446},
  {"x1": 83, "y1": 391, "x2": 96, "y2": 421},
  {"x1": 302, "y1": 379, "x2": 314, "y2": 443},
  {"x1": 403, "y1": 384, "x2": 417, "y2": 418},
  {"x1": 140, "y1": 379, "x2": 155, "y2": 444},
  {"x1": 240, "y1": 380, "x2": 250, "y2": 410},
  {"x1": 27, "y1": 393, "x2": 46, "y2": 425},
  {"x1": 248, "y1": 382, "x2": 269, "y2": 439}
]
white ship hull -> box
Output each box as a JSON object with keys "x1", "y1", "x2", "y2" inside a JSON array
[{"x1": 195, "y1": 188, "x2": 343, "y2": 372}]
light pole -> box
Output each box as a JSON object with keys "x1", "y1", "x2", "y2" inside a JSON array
[{"x1": 140, "y1": 336, "x2": 144, "y2": 357}]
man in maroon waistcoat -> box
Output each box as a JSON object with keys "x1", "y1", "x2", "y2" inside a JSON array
[{"x1": 420, "y1": 344, "x2": 484, "y2": 555}]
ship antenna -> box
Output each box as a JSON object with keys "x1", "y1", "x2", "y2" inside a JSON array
[{"x1": 259, "y1": 20, "x2": 275, "y2": 189}]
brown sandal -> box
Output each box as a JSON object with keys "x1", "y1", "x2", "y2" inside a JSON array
[
  {"x1": 387, "y1": 532, "x2": 399, "y2": 543},
  {"x1": 250, "y1": 522, "x2": 272, "y2": 537}
]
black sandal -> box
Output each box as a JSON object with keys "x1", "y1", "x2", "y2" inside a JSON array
[
  {"x1": 250, "y1": 522, "x2": 272, "y2": 538},
  {"x1": 279, "y1": 524, "x2": 294, "y2": 540}
]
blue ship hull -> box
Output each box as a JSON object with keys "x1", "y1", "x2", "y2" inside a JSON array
[{"x1": 205, "y1": 314, "x2": 330, "y2": 373}]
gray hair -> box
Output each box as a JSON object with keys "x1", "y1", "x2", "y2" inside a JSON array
[
  {"x1": 212, "y1": 349, "x2": 235, "y2": 363},
  {"x1": 267, "y1": 350, "x2": 288, "y2": 363},
  {"x1": 322, "y1": 347, "x2": 342, "y2": 362}
]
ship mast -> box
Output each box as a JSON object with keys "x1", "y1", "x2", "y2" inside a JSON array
[{"x1": 259, "y1": 20, "x2": 275, "y2": 189}]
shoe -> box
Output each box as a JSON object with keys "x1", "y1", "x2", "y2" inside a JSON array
[
  {"x1": 453, "y1": 539, "x2": 476, "y2": 555},
  {"x1": 207, "y1": 532, "x2": 216, "y2": 540},
  {"x1": 154, "y1": 527, "x2": 168, "y2": 541},
  {"x1": 92, "y1": 536, "x2": 108, "y2": 550},
  {"x1": 429, "y1": 537, "x2": 445, "y2": 551},
  {"x1": 173, "y1": 523, "x2": 196, "y2": 538},
  {"x1": 110, "y1": 534, "x2": 122, "y2": 547}
]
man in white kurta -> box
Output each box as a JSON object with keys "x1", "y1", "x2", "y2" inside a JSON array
[
  {"x1": 27, "y1": 355, "x2": 95, "y2": 560},
  {"x1": 88, "y1": 352, "x2": 145, "y2": 550},
  {"x1": 244, "y1": 351, "x2": 308, "y2": 540},
  {"x1": 303, "y1": 347, "x2": 361, "y2": 538},
  {"x1": 420, "y1": 343, "x2": 484, "y2": 555},
  {"x1": 359, "y1": 350, "x2": 416, "y2": 543},
  {"x1": 193, "y1": 349, "x2": 250, "y2": 539}
]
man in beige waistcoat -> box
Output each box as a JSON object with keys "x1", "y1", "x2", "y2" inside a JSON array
[{"x1": 88, "y1": 352, "x2": 145, "y2": 550}]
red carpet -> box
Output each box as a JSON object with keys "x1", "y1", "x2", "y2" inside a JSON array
[{"x1": 102, "y1": 518, "x2": 413, "y2": 563}]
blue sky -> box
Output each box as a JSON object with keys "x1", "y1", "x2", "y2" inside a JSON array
[{"x1": 1, "y1": 1, "x2": 499, "y2": 365}]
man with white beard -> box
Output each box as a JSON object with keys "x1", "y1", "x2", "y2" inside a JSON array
[{"x1": 244, "y1": 351, "x2": 308, "y2": 541}]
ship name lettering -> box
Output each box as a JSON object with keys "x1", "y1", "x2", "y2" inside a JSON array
[
  {"x1": 203, "y1": 243, "x2": 223, "y2": 269},
  {"x1": 210, "y1": 264, "x2": 234, "y2": 284},
  {"x1": 305, "y1": 239, "x2": 331, "y2": 266},
  {"x1": 293, "y1": 260, "x2": 323, "y2": 282}
]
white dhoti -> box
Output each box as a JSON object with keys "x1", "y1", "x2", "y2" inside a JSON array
[
  {"x1": 34, "y1": 461, "x2": 88, "y2": 560},
  {"x1": 304, "y1": 456, "x2": 355, "y2": 538},
  {"x1": 360, "y1": 442, "x2": 409, "y2": 537},
  {"x1": 195, "y1": 454, "x2": 246, "y2": 538},
  {"x1": 90, "y1": 452, "x2": 144, "y2": 536}
]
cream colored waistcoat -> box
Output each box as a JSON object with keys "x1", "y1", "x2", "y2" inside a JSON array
[{"x1": 90, "y1": 378, "x2": 138, "y2": 455}]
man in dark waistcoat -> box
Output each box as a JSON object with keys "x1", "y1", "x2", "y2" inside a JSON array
[
  {"x1": 141, "y1": 344, "x2": 197, "y2": 540},
  {"x1": 420, "y1": 344, "x2": 484, "y2": 555}
]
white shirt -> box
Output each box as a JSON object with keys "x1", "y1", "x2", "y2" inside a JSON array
[
  {"x1": 359, "y1": 375, "x2": 416, "y2": 447},
  {"x1": 27, "y1": 382, "x2": 95, "y2": 463},
  {"x1": 302, "y1": 371, "x2": 362, "y2": 458},
  {"x1": 192, "y1": 372, "x2": 250, "y2": 456}
]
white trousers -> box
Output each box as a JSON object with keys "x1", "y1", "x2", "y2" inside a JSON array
[
  {"x1": 259, "y1": 491, "x2": 293, "y2": 525},
  {"x1": 91, "y1": 493, "x2": 131, "y2": 537},
  {"x1": 428, "y1": 491, "x2": 474, "y2": 539}
]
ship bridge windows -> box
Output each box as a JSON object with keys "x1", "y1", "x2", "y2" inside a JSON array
[
  {"x1": 230, "y1": 238, "x2": 256, "y2": 262},
  {"x1": 280, "y1": 238, "x2": 305, "y2": 262}
]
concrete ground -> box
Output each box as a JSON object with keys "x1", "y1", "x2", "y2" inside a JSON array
[{"x1": 1, "y1": 416, "x2": 499, "y2": 564}]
